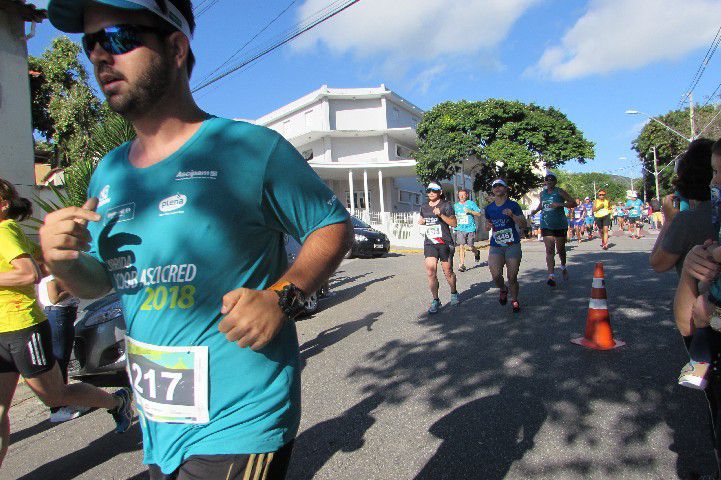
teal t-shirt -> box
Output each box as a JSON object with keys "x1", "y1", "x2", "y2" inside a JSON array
[
  {"x1": 626, "y1": 199, "x2": 643, "y2": 217},
  {"x1": 86, "y1": 117, "x2": 349, "y2": 474},
  {"x1": 540, "y1": 187, "x2": 568, "y2": 230},
  {"x1": 453, "y1": 200, "x2": 480, "y2": 232}
]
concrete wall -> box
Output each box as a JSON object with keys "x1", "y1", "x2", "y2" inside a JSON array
[
  {"x1": 386, "y1": 99, "x2": 421, "y2": 130},
  {"x1": 331, "y1": 137, "x2": 385, "y2": 164},
  {"x1": 0, "y1": 9, "x2": 35, "y2": 205},
  {"x1": 265, "y1": 99, "x2": 323, "y2": 139},
  {"x1": 330, "y1": 98, "x2": 383, "y2": 130}
]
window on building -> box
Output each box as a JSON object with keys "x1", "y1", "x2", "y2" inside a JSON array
[
  {"x1": 345, "y1": 191, "x2": 370, "y2": 209},
  {"x1": 305, "y1": 110, "x2": 314, "y2": 129},
  {"x1": 301, "y1": 149, "x2": 314, "y2": 161},
  {"x1": 395, "y1": 144, "x2": 414, "y2": 158},
  {"x1": 393, "y1": 107, "x2": 400, "y2": 119},
  {"x1": 281, "y1": 120, "x2": 290, "y2": 134}
]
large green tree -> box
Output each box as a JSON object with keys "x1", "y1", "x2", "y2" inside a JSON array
[
  {"x1": 414, "y1": 99, "x2": 595, "y2": 197},
  {"x1": 29, "y1": 36, "x2": 102, "y2": 167},
  {"x1": 632, "y1": 105, "x2": 721, "y2": 198},
  {"x1": 553, "y1": 170, "x2": 640, "y2": 203}
]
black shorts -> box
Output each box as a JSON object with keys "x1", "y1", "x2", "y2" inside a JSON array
[
  {"x1": 149, "y1": 441, "x2": 294, "y2": 480},
  {"x1": 628, "y1": 216, "x2": 641, "y2": 225},
  {"x1": 541, "y1": 228, "x2": 567, "y2": 238},
  {"x1": 424, "y1": 243, "x2": 454, "y2": 262},
  {"x1": 594, "y1": 215, "x2": 611, "y2": 228},
  {"x1": 0, "y1": 321, "x2": 56, "y2": 378}
]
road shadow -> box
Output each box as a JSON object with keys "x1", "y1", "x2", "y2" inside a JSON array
[
  {"x1": 287, "y1": 393, "x2": 384, "y2": 480},
  {"x1": 321, "y1": 275, "x2": 395, "y2": 310},
  {"x1": 300, "y1": 312, "x2": 382, "y2": 370},
  {"x1": 16, "y1": 421, "x2": 142, "y2": 480},
  {"x1": 345, "y1": 250, "x2": 717, "y2": 478}
]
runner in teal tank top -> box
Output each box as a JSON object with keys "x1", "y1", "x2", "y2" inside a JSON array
[{"x1": 530, "y1": 172, "x2": 576, "y2": 287}]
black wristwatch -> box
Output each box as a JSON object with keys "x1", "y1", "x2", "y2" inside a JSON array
[{"x1": 267, "y1": 281, "x2": 306, "y2": 320}]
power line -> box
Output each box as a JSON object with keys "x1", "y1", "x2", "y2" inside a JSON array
[
  {"x1": 191, "y1": 0, "x2": 361, "y2": 93},
  {"x1": 196, "y1": 0, "x2": 297, "y2": 87},
  {"x1": 195, "y1": 0, "x2": 222, "y2": 18},
  {"x1": 678, "y1": 24, "x2": 721, "y2": 108}
]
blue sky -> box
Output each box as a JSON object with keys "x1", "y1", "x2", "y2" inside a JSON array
[{"x1": 26, "y1": 0, "x2": 721, "y2": 178}]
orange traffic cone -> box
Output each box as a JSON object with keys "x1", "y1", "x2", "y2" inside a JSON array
[{"x1": 571, "y1": 262, "x2": 625, "y2": 350}]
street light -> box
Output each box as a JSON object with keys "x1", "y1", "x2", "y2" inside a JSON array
[{"x1": 625, "y1": 110, "x2": 693, "y2": 142}]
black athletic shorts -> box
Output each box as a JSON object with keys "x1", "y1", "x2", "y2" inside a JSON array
[
  {"x1": 424, "y1": 243, "x2": 454, "y2": 262},
  {"x1": 540, "y1": 228, "x2": 567, "y2": 238},
  {"x1": 148, "y1": 441, "x2": 294, "y2": 480},
  {"x1": 0, "y1": 321, "x2": 56, "y2": 378},
  {"x1": 628, "y1": 216, "x2": 641, "y2": 225},
  {"x1": 594, "y1": 215, "x2": 611, "y2": 228}
]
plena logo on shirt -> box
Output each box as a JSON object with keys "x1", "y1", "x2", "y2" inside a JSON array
[{"x1": 159, "y1": 194, "x2": 187, "y2": 214}]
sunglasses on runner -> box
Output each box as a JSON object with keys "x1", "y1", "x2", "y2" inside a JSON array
[
  {"x1": 82, "y1": 24, "x2": 170, "y2": 58},
  {"x1": 426, "y1": 188, "x2": 442, "y2": 193}
]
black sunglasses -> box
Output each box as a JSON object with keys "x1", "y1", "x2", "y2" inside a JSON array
[
  {"x1": 426, "y1": 189, "x2": 441, "y2": 193},
  {"x1": 82, "y1": 24, "x2": 169, "y2": 57}
]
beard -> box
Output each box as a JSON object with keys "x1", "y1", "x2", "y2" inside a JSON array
[{"x1": 105, "y1": 54, "x2": 173, "y2": 119}]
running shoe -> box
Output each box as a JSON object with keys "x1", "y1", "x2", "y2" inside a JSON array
[
  {"x1": 602, "y1": 243, "x2": 608, "y2": 250},
  {"x1": 109, "y1": 388, "x2": 133, "y2": 433},
  {"x1": 678, "y1": 361, "x2": 709, "y2": 390},
  {"x1": 499, "y1": 288, "x2": 508, "y2": 305},
  {"x1": 450, "y1": 293, "x2": 460, "y2": 306},
  {"x1": 547, "y1": 275, "x2": 556, "y2": 287},
  {"x1": 474, "y1": 250, "x2": 481, "y2": 263},
  {"x1": 50, "y1": 406, "x2": 91, "y2": 423},
  {"x1": 428, "y1": 299, "x2": 441, "y2": 314},
  {"x1": 511, "y1": 300, "x2": 520, "y2": 312},
  {"x1": 458, "y1": 265, "x2": 467, "y2": 272}
]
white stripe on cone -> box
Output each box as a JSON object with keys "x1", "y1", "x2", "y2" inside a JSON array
[{"x1": 589, "y1": 299, "x2": 608, "y2": 310}]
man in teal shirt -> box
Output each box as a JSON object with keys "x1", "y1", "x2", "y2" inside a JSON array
[
  {"x1": 42, "y1": 1, "x2": 352, "y2": 478},
  {"x1": 626, "y1": 192, "x2": 644, "y2": 239},
  {"x1": 453, "y1": 189, "x2": 482, "y2": 272}
]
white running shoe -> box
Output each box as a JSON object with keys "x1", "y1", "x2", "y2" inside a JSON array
[{"x1": 50, "y1": 406, "x2": 91, "y2": 423}]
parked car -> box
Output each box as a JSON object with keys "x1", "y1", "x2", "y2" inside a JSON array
[
  {"x1": 69, "y1": 237, "x2": 325, "y2": 378},
  {"x1": 346, "y1": 216, "x2": 391, "y2": 258}
]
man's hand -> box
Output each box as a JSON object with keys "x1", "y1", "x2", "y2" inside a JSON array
[
  {"x1": 39, "y1": 198, "x2": 100, "y2": 273},
  {"x1": 218, "y1": 288, "x2": 287, "y2": 350},
  {"x1": 550, "y1": 202, "x2": 563, "y2": 208},
  {"x1": 683, "y1": 241, "x2": 720, "y2": 283},
  {"x1": 502, "y1": 208, "x2": 514, "y2": 218},
  {"x1": 432, "y1": 207, "x2": 441, "y2": 216},
  {"x1": 418, "y1": 217, "x2": 426, "y2": 225},
  {"x1": 662, "y1": 194, "x2": 679, "y2": 222}
]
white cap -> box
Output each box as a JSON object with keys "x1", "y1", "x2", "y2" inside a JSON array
[
  {"x1": 427, "y1": 182, "x2": 442, "y2": 191},
  {"x1": 491, "y1": 179, "x2": 508, "y2": 188},
  {"x1": 630, "y1": 191, "x2": 638, "y2": 198}
]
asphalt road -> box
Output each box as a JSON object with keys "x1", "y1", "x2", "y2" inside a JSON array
[{"x1": 3, "y1": 230, "x2": 718, "y2": 479}]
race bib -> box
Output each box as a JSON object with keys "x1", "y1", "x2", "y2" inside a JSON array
[
  {"x1": 126, "y1": 336, "x2": 209, "y2": 424},
  {"x1": 425, "y1": 224, "x2": 442, "y2": 240},
  {"x1": 457, "y1": 213, "x2": 469, "y2": 225},
  {"x1": 494, "y1": 228, "x2": 514, "y2": 245}
]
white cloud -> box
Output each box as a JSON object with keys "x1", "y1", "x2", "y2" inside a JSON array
[
  {"x1": 530, "y1": 0, "x2": 721, "y2": 80},
  {"x1": 293, "y1": 0, "x2": 540, "y2": 68},
  {"x1": 412, "y1": 64, "x2": 447, "y2": 94}
]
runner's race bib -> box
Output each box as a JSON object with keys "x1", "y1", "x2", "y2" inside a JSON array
[
  {"x1": 457, "y1": 213, "x2": 469, "y2": 225},
  {"x1": 493, "y1": 228, "x2": 514, "y2": 245},
  {"x1": 425, "y1": 224, "x2": 442, "y2": 240},
  {"x1": 126, "y1": 336, "x2": 209, "y2": 424}
]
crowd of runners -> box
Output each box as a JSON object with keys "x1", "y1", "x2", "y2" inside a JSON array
[{"x1": 1, "y1": 0, "x2": 717, "y2": 478}]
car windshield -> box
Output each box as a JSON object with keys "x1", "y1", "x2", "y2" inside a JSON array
[{"x1": 351, "y1": 216, "x2": 371, "y2": 228}]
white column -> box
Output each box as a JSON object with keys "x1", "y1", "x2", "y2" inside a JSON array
[
  {"x1": 363, "y1": 169, "x2": 370, "y2": 214},
  {"x1": 348, "y1": 170, "x2": 355, "y2": 215},
  {"x1": 378, "y1": 169, "x2": 385, "y2": 214}
]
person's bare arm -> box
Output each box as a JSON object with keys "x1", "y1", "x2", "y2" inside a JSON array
[
  {"x1": 649, "y1": 220, "x2": 680, "y2": 272},
  {"x1": 39, "y1": 198, "x2": 112, "y2": 299},
  {"x1": 218, "y1": 219, "x2": 353, "y2": 350},
  {"x1": 558, "y1": 188, "x2": 576, "y2": 209},
  {"x1": 0, "y1": 255, "x2": 38, "y2": 287}
]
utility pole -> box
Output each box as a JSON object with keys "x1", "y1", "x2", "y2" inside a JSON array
[
  {"x1": 652, "y1": 146, "x2": 661, "y2": 201},
  {"x1": 690, "y1": 92, "x2": 696, "y2": 139}
]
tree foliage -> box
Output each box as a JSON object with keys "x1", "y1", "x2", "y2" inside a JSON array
[
  {"x1": 29, "y1": 36, "x2": 102, "y2": 167},
  {"x1": 553, "y1": 170, "x2": 639, "y2": 203},
  {"x1": 632, "y1": 105, "x2": 721, "y2": 198},
  {"x1": 414, "y1": 99, "x2": 595, "y2": 197}
]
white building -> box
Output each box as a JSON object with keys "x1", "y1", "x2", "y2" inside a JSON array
[
  {"x1": 255, "y1": 84, "x2": 427, "y2": 217},
  {"x1": 0, "y1": 1, "x2": 45, "y2": 208}
]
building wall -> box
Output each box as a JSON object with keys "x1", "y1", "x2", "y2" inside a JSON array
[
  {"x1": 331, "y1": 136, "x2": 386, "y2": 164},
  {"x1": 299, "y1": 138, "x2": 326, "y2": 163},
  {"x1": 386, "y1": 99, "x2": 421, "y2": 130},
  {"x1": 330, "y1": 98, "x2": 383, "y2": 130},
  {"x1": 0, "y1": 9, "x2": 35, "y2": 205},
  {"x1": 265, "y1": 99, "x2": 323, "y2": 139},
  {"x1": 388, "y1": 138, "x2": 416, "y2": 160}
]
